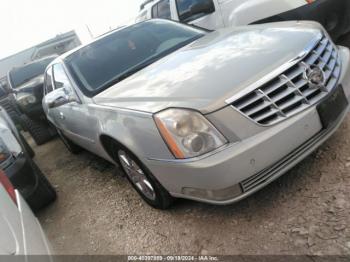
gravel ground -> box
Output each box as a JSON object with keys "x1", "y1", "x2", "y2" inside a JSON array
[{"x1": 32, "y1": 34, "x2": 350, "y2": 255}]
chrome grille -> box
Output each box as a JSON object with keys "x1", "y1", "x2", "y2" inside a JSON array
[{"x1": 231, "y1": 36, "x2": 341, "y2": 126}]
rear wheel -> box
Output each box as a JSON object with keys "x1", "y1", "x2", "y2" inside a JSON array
[
  {"x1": 20, "y1": 115, "x2": 53, "y2": 145},
  {"x1": 57, "y1": 128, "x2": 82, "y2": 154},
  {"x1": 26, "y1": 161, "x2": 57, "y2": 211},
  {"x1": 116, "y1": 147, "x2": 174, "y2": 209}
]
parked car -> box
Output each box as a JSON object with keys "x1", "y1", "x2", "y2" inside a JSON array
[
  {"x1": 42, "y1": 19, "x2": 350, "y2": 209},
  {"x1": 6, "y1": 56, "x2": 58, "y2": 145},
  {"x1": 0, "y1": 170, "x2": 52, "y2": 256},
  {"x1": 136, "y1": 0, "x2": 350, "y2": 40},
  {"x1": 0, "y1": 78, "x2": 23, "y2": 128},
  {"x1": 0, "y1": 107, "x2": 56, "y2": 211}
]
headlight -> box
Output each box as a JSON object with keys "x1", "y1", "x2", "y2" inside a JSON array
[
  {"x1": 0, "y1": 138, "x2": 11, "y2": 164},
  {"x1": 17, "y1": 94, "x2": 36, "y2": 106},
  {"x1": 154, "y1": 109, "x2": 227, "y2": 159}
]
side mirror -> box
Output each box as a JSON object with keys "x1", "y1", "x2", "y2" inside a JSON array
[
  {"x1": 44, "y1": 88, "x2": 77, "y2": 109},
  {"x1": 189, "y1": 0, "x2": 215, "y2": 18}
]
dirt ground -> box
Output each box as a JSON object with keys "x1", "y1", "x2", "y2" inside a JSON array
[{"x1": 32, "y1": 34, "x2": 350, "y2": 255}]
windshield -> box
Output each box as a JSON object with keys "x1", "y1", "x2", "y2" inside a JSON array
[
  {"x1": 9, "y1": 57, "x2": 56, "y2": 88},
  {"x1": 64, "y1": 20, "x2": 205, "y2": 97}
]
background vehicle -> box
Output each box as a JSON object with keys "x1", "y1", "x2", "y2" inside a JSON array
[
  {"x1": 0, "y1": 78, "x2": 23, "y2": 128},
  {"x1": 136, "y1": 0, "x2": 350, "y2": 40},
  {"x1": 0, "y1": 170, "x2": 52, "y2": 256},
  {"x1": 7, "y1": 56, "x2": 58, "y2": 145},
  {"x1": 0, "y1": 107, "x2": 57, "y2": 211},
  {"x1": 42, "y1": 20, "x2": 350, "y2": 209}
]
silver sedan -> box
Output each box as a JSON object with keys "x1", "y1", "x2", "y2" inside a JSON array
[{"x1": 42, "y1": 19, "x2": 350, "y2": 209}]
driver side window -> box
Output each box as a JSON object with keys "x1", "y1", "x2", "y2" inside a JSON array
[
  {"x1": 52, "y1": 63, "x2": 73, "y2": 91},
  {"x1": 44, "y1": 67, "x2": 54, "y2": 95}
]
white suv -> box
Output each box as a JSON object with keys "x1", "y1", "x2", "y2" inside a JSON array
[{"x1": 136, "y1": 0, "x2": 350, "y2": 40}]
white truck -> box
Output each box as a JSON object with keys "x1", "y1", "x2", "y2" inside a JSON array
[{"x1": 136, "y1": 0, "x2": 350, "y2": 40}]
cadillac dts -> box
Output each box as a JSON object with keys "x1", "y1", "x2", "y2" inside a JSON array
[{"x1": 42, "y1": 20, "x2": 350, "y2": 209}]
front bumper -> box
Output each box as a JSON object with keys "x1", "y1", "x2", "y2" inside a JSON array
[
  {"x1": 146, "y1": 47, "x2": 350, "y2": 205},
  {"x1": 18, "y1": 102, "x2": 46, "y2": 121},
  {"x1": 253, "y1": 0, "x2": 350, "y2": 40}
]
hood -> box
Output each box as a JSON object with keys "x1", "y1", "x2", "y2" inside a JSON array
[
  {"x1": 15, "y1": 75, "x2": 44, "y2": 100},
  {"x1": 13, "y1": 75, "x2": 44, "y2": 110},
  {"x1": 93, "y1": 21, "x2": 323, "y2": 114}
]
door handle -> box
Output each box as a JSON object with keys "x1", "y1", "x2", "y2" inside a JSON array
[{"x1": 59, "y1": 112, "x2": 65, "y2": 120}]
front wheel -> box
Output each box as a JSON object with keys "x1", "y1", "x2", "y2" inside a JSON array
[
  {"x1": 117, "y1": 148, "x2": 174, "y2": 209},
  {"x1": 20, "y1": 115, "x2": 53, "y2": 145}
]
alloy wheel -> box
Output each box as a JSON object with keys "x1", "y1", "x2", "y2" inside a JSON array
[{"x1": 118, "y1": 150, "x2": 156, "y2": 201}]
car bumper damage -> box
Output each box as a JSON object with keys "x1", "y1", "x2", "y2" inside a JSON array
[{"x1": 146, "y1": 46, "x2": 350, "y2": 205}]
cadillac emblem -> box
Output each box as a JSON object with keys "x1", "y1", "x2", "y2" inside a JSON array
[{"x1": 303, "y1": 64, "x2": 326, "y2": 90}]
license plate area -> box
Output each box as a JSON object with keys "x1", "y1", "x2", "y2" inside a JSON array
[{"x1": 317, "y1": 85, "x2": 348, "y2": 128}]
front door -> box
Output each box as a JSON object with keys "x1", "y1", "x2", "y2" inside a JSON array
[{"x1": 51, "y1": 63, "x2": 98, "y2": 152}]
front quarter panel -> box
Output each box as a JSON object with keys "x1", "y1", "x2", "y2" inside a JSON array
[{"x1": 90, "y1": 104, "x2": 175, "y2": 162}]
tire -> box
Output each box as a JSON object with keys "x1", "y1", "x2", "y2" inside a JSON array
[
  {"x1": 26, "y1": 161, "x2": 57, "y2": 211},
  {"x1": 20, "y1": 115, "x2": 53, "y2": 146},
  {"x1": 113, "y1": 144, "x2": 174, "y2": 209},
  {"x1": 56, "y1": 128, "x2": 82, "y2": 154},
  {"x1": 18, "y1": 132, "x2": 35, "y2": 158}
]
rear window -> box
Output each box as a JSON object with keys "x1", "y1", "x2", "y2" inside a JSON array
[
  {"x1": 64, "y1": 20, "x2": 204, "y2": 97},
  {"x1": 9, "y1": 57, "x2": 56, "y2": 88}
]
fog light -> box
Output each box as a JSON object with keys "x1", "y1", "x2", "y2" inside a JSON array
[{"x1": 182, "y1": 184, "x2": 242, "y2": 201}]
